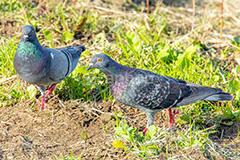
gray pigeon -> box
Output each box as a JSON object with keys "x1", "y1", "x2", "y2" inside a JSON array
[
  {"x1": 14, "y1": 25, "x2": 85, "y2": 110},
  {"x1": 87, "y1": 53, "x2": 233, "y2": 133}
]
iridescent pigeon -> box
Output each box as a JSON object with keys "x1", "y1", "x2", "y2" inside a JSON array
[
  {"x1": 14, "y1": 25, "x2": 85, "y2": 110},
  {"x1": 87, "y1": 53, "x2": 233, "y2": 133}
]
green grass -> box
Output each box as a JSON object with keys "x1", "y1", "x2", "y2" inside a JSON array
[{"x1": 0, "y1": 0, "x2": 240, "y2": 159}]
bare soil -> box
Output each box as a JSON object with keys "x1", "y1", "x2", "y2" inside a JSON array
[
  {"x1": 1, "y1": 0, "x2": 240, "y2": 159},
  {"x1": 0, "y1": 95, "x2": 239, "y2": 159}
]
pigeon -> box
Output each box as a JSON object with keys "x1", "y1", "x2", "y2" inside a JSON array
[
  {"x1": 87, "y1": 53, "x2": 233, "y2": 133},
  {"x1": 14, "y1": 25, "x2": 85, "y2": 110}
]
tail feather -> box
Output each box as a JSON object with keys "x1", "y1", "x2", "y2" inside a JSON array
[
  {"x1": 71, "y1": 44, "x2": 86, "y2": 59},
  {"x1": 204, "y1": 92, "x2": 233, "y2": 101},
  {"x1": 58, "y1": 44, "x2": 85, "y2": 74},
  {"x1": 177, "y1": 84, "x2": 233, "y2": 106},
  {"x1": 59, "y1": 44, "x2": 85, "y2": 60}
]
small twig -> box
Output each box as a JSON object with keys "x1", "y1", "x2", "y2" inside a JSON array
[
  {"x1": 192, "y1": 0, "x2": 195, "y2": 32},
  {"x1": 51, "y1": 109, "x2": 54, "y2": 123},
  {"x1": 220, "y1": 129, "x2": 224, "y2": 140},
  {"x1": 144, "y1": 15, "x2": 150, "y2": 31},
  {"x1": 92, "y1": 6, "x2": 127, "y2": 15},
  {"x1": 220, "y1": 0, "x2": 224, "y2": 40},
  {"x1": 146, "y1": 0, "x2": 149, "y2": 14},
  {"x1": 1, "y1": 121, "x2": 12, "y2": 125},
  {"x1": 58, "y1": 99, "x2": 65, "y2": 108},
  {"x1": 231, "y1": 15, "x2": 240, "y2": 24},
  {"x1": 92, "y1": 107, "x2": 104, "y2": 114},
  {"x1": 160, "y1": 7, "x2": 193, "y2": 22},
  {"x1": 0, "y1": 75, "x2": 18, "y2": 85},
  {"x1": 218, "y1": 68, "x2": 226, "y2": 82}
]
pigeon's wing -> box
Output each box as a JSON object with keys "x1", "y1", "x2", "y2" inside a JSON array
[
  {"x1": 46, "y1": 44, "x2": 85, "y2": 82},
  {"x1": 132, "y1": 70, "x2": 191, "y2": 110},
  {"x1": 132, "y1": 70, "x2": 232, "y2": 110},
  {"x1": 176, "y1": 81, "x2": 233, "y2": 105},
  {"x1": 57, "y1": 44, "x2": 85, "y2": 74}
]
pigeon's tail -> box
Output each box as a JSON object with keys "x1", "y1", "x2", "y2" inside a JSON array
[
  {"x1": 69, "y1": 44, "x2": 85, "y2": 72},
  {"x1": 72, "y1": 44, "x2": 86, "y2": 57},
  {"x1": 204, "y1": 92, "x2": 233, "y2": 101},
  {"x1": 177, "y1": 84, "x2": 233, "y2": 106},
  {"x1": 58, "y1": 44, "x2": 85, "y2": 74},
  {"x1": 68, "y1": 44, "x2": 86, "y2": 61}
]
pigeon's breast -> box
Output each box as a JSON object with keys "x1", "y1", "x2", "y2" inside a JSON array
[{"x1": 14, "y1": 48, "x2": 50, "y2": 84}]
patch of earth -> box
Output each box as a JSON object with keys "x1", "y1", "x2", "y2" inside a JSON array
[
  {"x1": 0, "y1": 96, "x2": 164, "y2": 159},
  {"x1": 0, "y1": 95, "x2": 239, "y2": 159}
]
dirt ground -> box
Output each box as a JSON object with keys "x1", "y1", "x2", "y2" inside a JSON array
[
  {"x1": 0, "y1": 94, "x2": 239, "y2": 159},
  {"x1": 0, "y1": 96, "x2": 159, "y2": 159},
  {"x1": 1, "y1": 0, "x2": 240, "y2": 159}
]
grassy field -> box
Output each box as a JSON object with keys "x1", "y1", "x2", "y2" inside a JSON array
[{"x1": 0, "y1": 0, "x2": 240, "y2": 159}]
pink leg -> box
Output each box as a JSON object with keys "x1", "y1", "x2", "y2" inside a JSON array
[
  {"x1": 45, "y1": 83, "x2": 57, "y2": 97},
  {"x1": 34, "y1": 96, "x2": 46, "y2": 111},
  {"x1": 167, "y1": 108, "x2": 179, "y2": 130},
  {"x1": 143, "y1": 127, "x2": 148, "y2": 134}
]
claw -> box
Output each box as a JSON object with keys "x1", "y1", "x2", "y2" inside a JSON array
[
  {"x1": 45, "y1": 83, "x2": 57, "y2": 97},
  {"x1": 34, "y1": 96, "x2": 46, "y2": 111}
]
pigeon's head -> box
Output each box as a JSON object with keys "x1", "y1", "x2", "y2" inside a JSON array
[
  {"x1": 87, "y1": 53, "x2": 114, "y2": 72},
  {"x1": 21, "y1": 25, "x2": 37, "y2": 42}
]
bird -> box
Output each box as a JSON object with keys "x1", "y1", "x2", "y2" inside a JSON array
[
  {"x1": 14, "y1": 25, "x2": 85, "y2": 110},
  {"x1": 87, "y1": 53, "x2": 233, "y2": 133}
]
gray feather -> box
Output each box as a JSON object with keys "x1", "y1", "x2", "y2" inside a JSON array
[
  {"x1": 14, "y1": 25, "x2": 85, "y2": 101},
  {"x1": 87, "y1": 53, "x2": 233, "y2": 129}
]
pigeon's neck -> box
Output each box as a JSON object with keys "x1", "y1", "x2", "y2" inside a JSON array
[
  {"x1": 103, "y1": 61, "x2": 129, "y2": 76},
  {"x1": 17, "y1": 40, "x2": 44, "y2": 59},
  {"x1": 105, "y1": 62, "x2": 133, "y2": 99}
]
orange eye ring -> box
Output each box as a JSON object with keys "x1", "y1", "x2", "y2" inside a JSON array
[
  {"x1": 31, "y1": 30, "x2": 34, "y2": 34},
  {"x1": 97, "y1": 58, "x2": 102, "y2": 62}
]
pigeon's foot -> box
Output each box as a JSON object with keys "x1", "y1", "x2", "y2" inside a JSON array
[
  {"x1": 45, "y1": 83, "x2": 57, "y2": 97},
  {"x1": 143, "y1": 127, "x2": 148, "y2": 134},
  {"x1": 167, "y1": 108, "x2": 179, "y2": 130},
  {"x1": 34, "y1": 96, "x2": 47, "y2": 111}
]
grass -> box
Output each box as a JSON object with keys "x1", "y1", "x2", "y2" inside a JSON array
[{"x1": 0, "y1": 0, "x2": 240, "y2": 159}]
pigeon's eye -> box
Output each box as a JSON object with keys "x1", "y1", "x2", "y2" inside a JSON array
[
  {"x1": 97, "y1": 58, "x2": 102, "y2": 62},
  {"x1": 31, "y1": 30, "x2": 34, "y2": 34}
]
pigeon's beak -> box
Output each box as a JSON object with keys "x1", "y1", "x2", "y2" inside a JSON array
[
  {"x1": 87, "y1": 63, "x2": 94, "y2": 71},
  {"x1": 23, "y1": 34, "x2": 29, "y2": 42}
]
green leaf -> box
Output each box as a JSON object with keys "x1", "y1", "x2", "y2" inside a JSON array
[
  {"x1": 222, "y1": 121, "x2": 234, "y2": 126},
  {"x1": 72, "y1": 66, "x2": 88, "y2": 76},
  {"x1": 223, "y1": 106, "x2": 234, "y2": 119},
  {"x1": 235, "y1": 110, "x2": 240, "y2": 120},
  {"x1": 212, "y1": 75, "x2": 220, "y2": 82},
  {"x1": 192, "y1": 139, "x2": 202, "y2": 146},
  {"x1": 233, "y1": 110, "x2": 240, "y2": 118},
  {"x1": 157, "y1": 48, "x2": 169, "y2": 58},
  {"x1": 177, "y1": 130, "x2": 189, "y2": 142},
  {"x1": 43, "y1": 29, "x2": 53, "y2": 41},
  {"x1": 61, "y1": 31, "x2": 74, "y2": 43},
  {"x1": 112, "y1": 140, "x2": 127, "y2": 150},
  {"x1": 176, "y1": 45, "x2": 196, "y2": 69},
  {"x1": 229, "y1": 79, "x2": 240, "y2": 90},
  {"x1": 116, "y1": 33, "x2": 129, "y2": 59},
  {"x1": 146, "y1": 125, "x2": 157, "y2": 139},
  {"x1": 114, "y1": 127, "x2": 128, "y2": 138},
  {"x1": 126, "y1": 31, "x2": 142, "y2": 56},
  {"x1": 140, "y1": 144, "x2": 161, "y2": 151},
  {"x1": 178, "y1": 113, "x2": 190, "y2": 124},
  {"x1": 81, "y1": 50, "x2": 90, "y2": 56},
  {"x1": 110, "y1": 24, "x2": 123, "y2": 32},
  {"x1": 233, "y1": 36, "x2": 240, "y2": 44},
  {"x1": 235, "y1": 90, "x2": 240, "y2": 101},
  {"x1": 27, "y1": 85, "x2": 37, "y2": 100}
]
